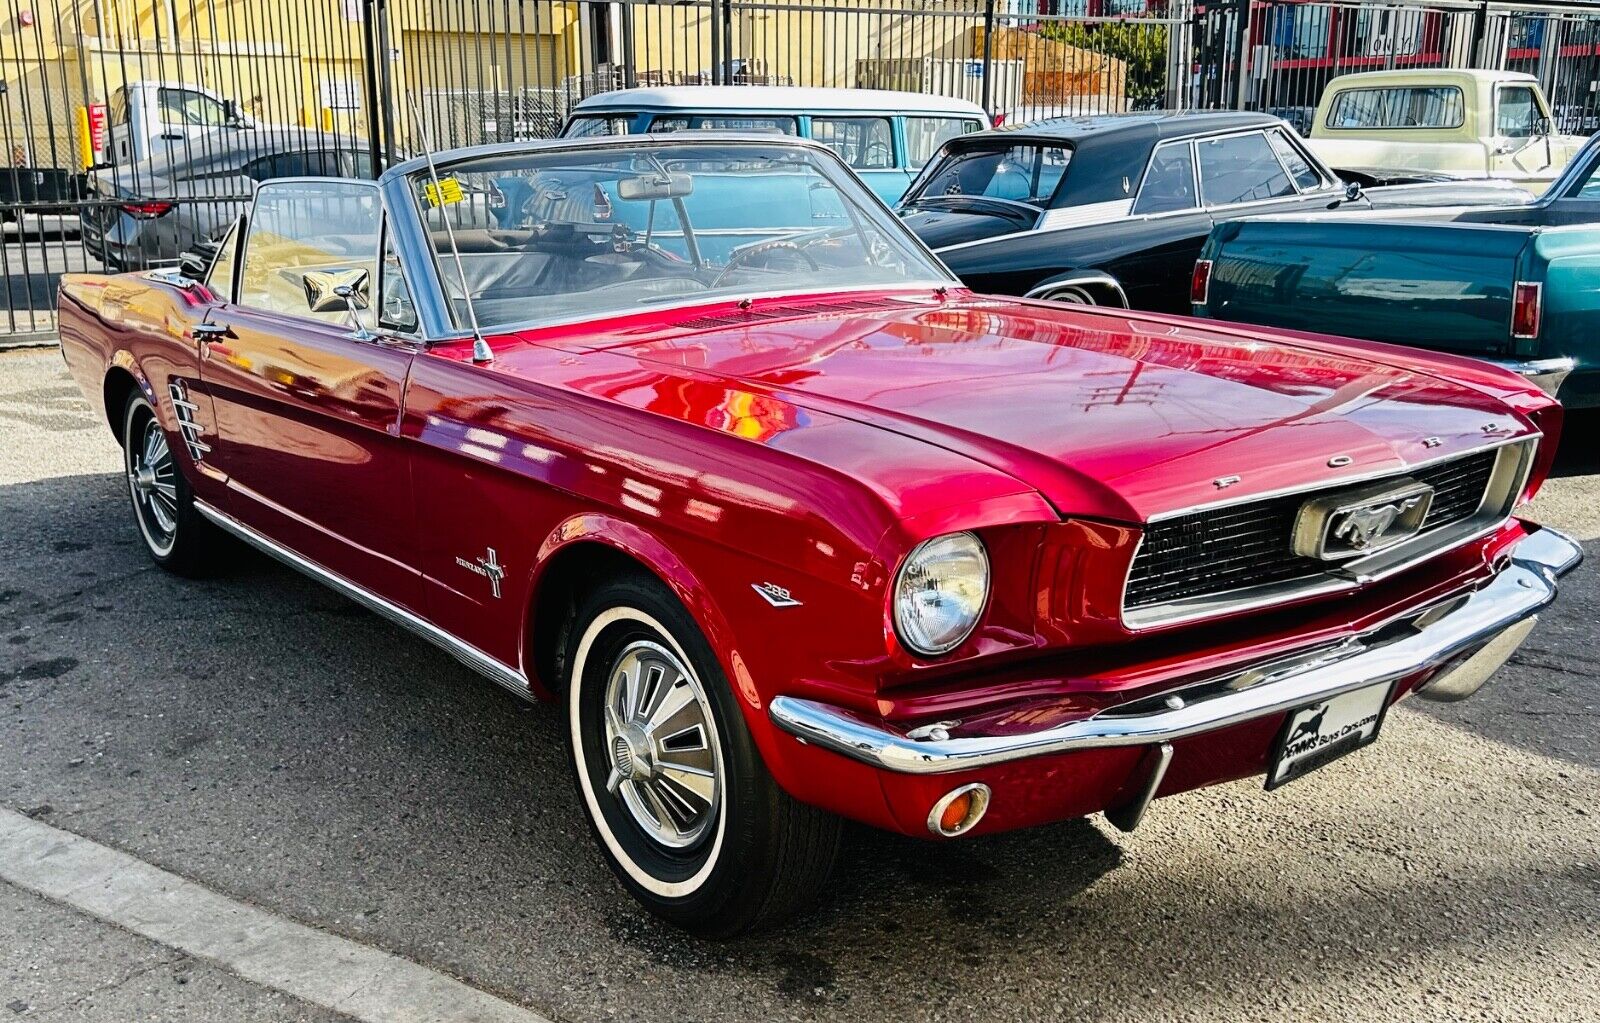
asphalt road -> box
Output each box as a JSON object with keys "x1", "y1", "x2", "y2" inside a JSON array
[{"x1": 1, "y1": 348, "x2": 1597, "y2": 1022}]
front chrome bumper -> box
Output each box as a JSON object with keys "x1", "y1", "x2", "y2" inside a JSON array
[{"x1": 769, "y1": 527, "x2": 1582, "y2": 776}]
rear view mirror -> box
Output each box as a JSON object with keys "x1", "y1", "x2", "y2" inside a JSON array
[
  {"x1": 301, "y1": 267, "x2": 370, "y2": 312},
  {"x1": 617, "y1": 173, "x2": 693, "y2": 201},
  {"x1": 1535, "y1": 115, "x2": 1554, "y2": 136}
]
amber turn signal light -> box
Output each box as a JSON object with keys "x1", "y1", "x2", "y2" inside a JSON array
[{"x1": 927, "y1": 782, "x2": 991, "y2": 837}]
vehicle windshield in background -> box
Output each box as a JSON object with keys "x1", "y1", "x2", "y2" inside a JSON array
[
  {"x1": 905, "y1": 143, "x2": 1072, "y2": 208},
  {"x1": 647, "y1": 114, "x2": 799, "y2": 134},
  {"x1": 408, "y1": 141, "x2": 950, "y2": 330},
  {"x1": 561, "y1": 115, "x2": 631, "y2": 138}
]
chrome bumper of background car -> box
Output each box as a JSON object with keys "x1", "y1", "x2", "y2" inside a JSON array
[
  {"x1": 1487, "y1": 356, "x2": 1576, "y2": 397},
  {"x1": 769, "y1": 528, "x2": 1582, "y2": 776}
]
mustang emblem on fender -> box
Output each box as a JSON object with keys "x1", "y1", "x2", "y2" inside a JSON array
[{"x1": 1332, "y1": 496, "x2": 1427, "y2": 551}]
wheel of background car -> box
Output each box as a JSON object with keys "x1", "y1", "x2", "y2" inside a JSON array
[
  {"x1": 565, "y1": 571, "x2": 841, "y2": 936},
  {"x1": 711, "y1": 240, "x2": 820, "y2": 288},
  {"x1": 120, "y1": 391, "x2": 224, "y2": 577},
  {"x1": 1043, "y1": 285, "x2": 1095, "y2": 305}
]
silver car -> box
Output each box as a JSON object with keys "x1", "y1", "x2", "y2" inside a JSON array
[{"x1": 81, "y1": 128, "x2": 374, "y2": 271}]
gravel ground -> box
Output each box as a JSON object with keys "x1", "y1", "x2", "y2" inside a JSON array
[{"x1": 1, "y1": 348, "x2": 1596, "y2": 1023}]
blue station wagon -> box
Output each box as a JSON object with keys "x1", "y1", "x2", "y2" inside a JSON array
[{"x1": 560, "y1": 86, "x2": 989, "y2": 203}]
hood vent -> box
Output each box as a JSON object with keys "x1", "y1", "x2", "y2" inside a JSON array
[{"x1": 673, "y1": 297, "x2": 903, "y2": 331}]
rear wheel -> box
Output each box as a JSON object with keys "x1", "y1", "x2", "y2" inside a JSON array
[
  {"x1": 566, "y1": 572, "x2": 841, "y2": 936},
  {"x1": 121, "y1": 391, "x2": 223, "y2": 576},
  {"x1": 1042, "y1": 285, "x2": 1095, "y2": 305}
]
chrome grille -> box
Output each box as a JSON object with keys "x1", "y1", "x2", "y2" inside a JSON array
[{"x1": 1125, "y1": 447, "x2": 1505, "y2": 619}]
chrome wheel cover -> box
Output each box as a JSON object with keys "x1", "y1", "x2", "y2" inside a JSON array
[
  {"x1": 602, "y1": 639, "x2": 722, "y2": 849},
  {"x1": 127, "y1": 414, "x2": 178, "y2": 554}
]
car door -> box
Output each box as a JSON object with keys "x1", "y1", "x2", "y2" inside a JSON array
[
  {"x1": 1107, "y1": 139, "x2": 1214, "y2": 312},
  {"x1": 197, "y1": 178, "x2": 424, "y2": 610},
  {"x1": 1491, "y1": 84, "x2": 1558, "y2": 178}
]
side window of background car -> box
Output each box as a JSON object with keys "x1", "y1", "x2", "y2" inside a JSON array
[
  {"x1": 1132, "y1": 142, "x2": 1197, "y2": 215},
  {"x1": 1198, "y1": 132, "x2": 1296, "y2": 207},
  {"x1": 1266, "y1": 129, "x2": 1324, "y2": 191},
  {"x1": 1497, "y1": 87, "x2": 1540, "y2": 138},
  {"x1": 812, "y1": 117, "x2": 894, "y2": 170},
  {"x1": 237, "y1": 181, "x2": 380, "y2": 324},
  {"x1": 904, "y1": 116, "x2": 982, "y2": 171}
]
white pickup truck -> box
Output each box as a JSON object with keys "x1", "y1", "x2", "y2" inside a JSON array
[
  {"x1": 103, "y1": 81, "x2": 255, "y2": 165},
  {"x1": 1305, "y1": 68, "x2": 1585, "y2": 195}
]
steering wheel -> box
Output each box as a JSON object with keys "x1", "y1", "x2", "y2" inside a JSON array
[{"x1": 712, "y1": 240, "x2": 820, "y2": 288}]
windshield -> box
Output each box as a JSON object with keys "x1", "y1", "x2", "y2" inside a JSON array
[
  {"x1": 408, "y1": 141, "x2": 950, "y2": 330},
  {"x1": 905, "y1": 142, "x2": 1073, "y2": 208}
]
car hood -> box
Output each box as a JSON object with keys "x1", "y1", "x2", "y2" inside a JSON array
[
  {"x1": 549, "y1": 295, "x2": 1535, "y2": 523},
  {"x1": 897, "y1": 201, "x2": 1040, "y2": 249}
]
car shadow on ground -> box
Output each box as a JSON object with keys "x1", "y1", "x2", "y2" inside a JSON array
[
  {"x1": 2, "y1": 471, "x2": 1595, "y2": 1021},
  {"x1": 1552, "y1": 409, "x2": 1599, "y2": 478}
]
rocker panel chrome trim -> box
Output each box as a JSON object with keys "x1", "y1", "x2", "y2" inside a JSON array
[
  {"x1": 194, "y1": 501, "x2": 533, "y2": 702},
  {"x1": 769, "y1": 527, "x2": 1581, "y2": 775}
]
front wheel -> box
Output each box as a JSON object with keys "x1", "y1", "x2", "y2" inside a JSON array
[
  {"x1": 566, "y1": 573, "x2": 841, "y2": 936},
  {"x1": 121, "y1": 391, "x2": 223, "y2": 576}
]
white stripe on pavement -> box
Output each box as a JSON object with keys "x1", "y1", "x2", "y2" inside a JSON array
[{"x1": 0, "y1": 807, "x2": 556, "y2": 1023}]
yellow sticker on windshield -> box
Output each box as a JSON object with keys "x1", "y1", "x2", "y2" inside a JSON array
[{"x1": 424, "y1": 178, "x2": 464, "y2": 207}]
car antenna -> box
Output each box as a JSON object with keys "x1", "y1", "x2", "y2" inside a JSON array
[{"x1": 408, "y1": 95, "x2": 492, "y2": 364}]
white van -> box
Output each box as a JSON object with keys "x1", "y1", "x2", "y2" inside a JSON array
[{"x1": 104, "y1": 81, "x2": 254, "y2": 165}]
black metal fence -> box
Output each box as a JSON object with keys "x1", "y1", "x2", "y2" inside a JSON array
[
  {"x1": 1198, "y1": 1, "x2": 1600, "y2": 133},
  {"x1": 2, "y1": 0, "x2": 1599, "y2": 341}
]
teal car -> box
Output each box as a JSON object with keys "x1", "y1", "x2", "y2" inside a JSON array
[
  {"x1": 560, "y1": 86, "x2": 988, "y2": 204},
  {"x1": 1193, "y1": 133, "x2": 1600, "y2": 407}
]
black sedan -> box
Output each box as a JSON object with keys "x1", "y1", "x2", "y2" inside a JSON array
[{"x1": 898, "y1": 111, "x2": 1531, "y2": 313}]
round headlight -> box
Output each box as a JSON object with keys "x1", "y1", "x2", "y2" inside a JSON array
[{"x1": 892, "y1": 531, "x2": 990, "y2": 657}]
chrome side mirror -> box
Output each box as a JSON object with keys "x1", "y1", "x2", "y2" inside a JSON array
[
  {"x1": 301, "y1": 267, "x2": 375, "y2": 340},
  {"x1": 1343, "y1": 180, "x2": 1363, "y2": 202},
  {"x1": 301, "y1": 267, "x2": 369, "y2": 312}
]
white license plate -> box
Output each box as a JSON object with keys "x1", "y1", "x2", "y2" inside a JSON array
[{"x1": 1266, "y1": 681, "x2": 1393, "y2": 790}]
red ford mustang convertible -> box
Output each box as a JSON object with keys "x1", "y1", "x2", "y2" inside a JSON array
[{"x1": 58, "y1": 136, "x2": 1580, "y2": 935}]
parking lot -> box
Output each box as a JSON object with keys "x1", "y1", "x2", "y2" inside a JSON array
[{"x1": 0, "y1": 346, "x2": 1596, "y2": 1021}]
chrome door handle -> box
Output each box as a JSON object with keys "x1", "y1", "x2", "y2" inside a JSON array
[{"x1": 192, "y1": 322, "x2": 231, "y2": 342}]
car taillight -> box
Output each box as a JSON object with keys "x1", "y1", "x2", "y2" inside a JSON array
[
  {"x1": 1511, "y1": 281, "x2": 1542, "y2": 339},
  {"x1": 991, "y1": 112, "x2": 1006, "y2": 127},
  {"x1": 121, "y1": 201, "x2": 174, "y2": 219},
  {"x1": 1191, "y1": 259, "x2": 1213, "y2": 305}
]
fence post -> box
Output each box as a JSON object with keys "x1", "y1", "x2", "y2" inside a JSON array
[
  {"x1": 981, "y1": 0, "x2": 996, "y2": 117},
  {"x1": 1230, "y1": 0, "x2": 1253, "y2": 110},
  {"x1": 1470, "y1": 2, "x2": 1486, "y2": 67},
  {"x1": 1167, "y1": 0, "x2": 1195, "y2": 111},
  {"x1": 376, "y1": 0, "x2": 398, "y2": 165},
  {"x1": 709, "y1": 0, "x2": 723, "y2": 84},
  {"x1": 620, "y1": 1, "x2": 637, "y2": 89},
  {"x1": 360, "y1": 0, "x2": 384, "y2": 177}
]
